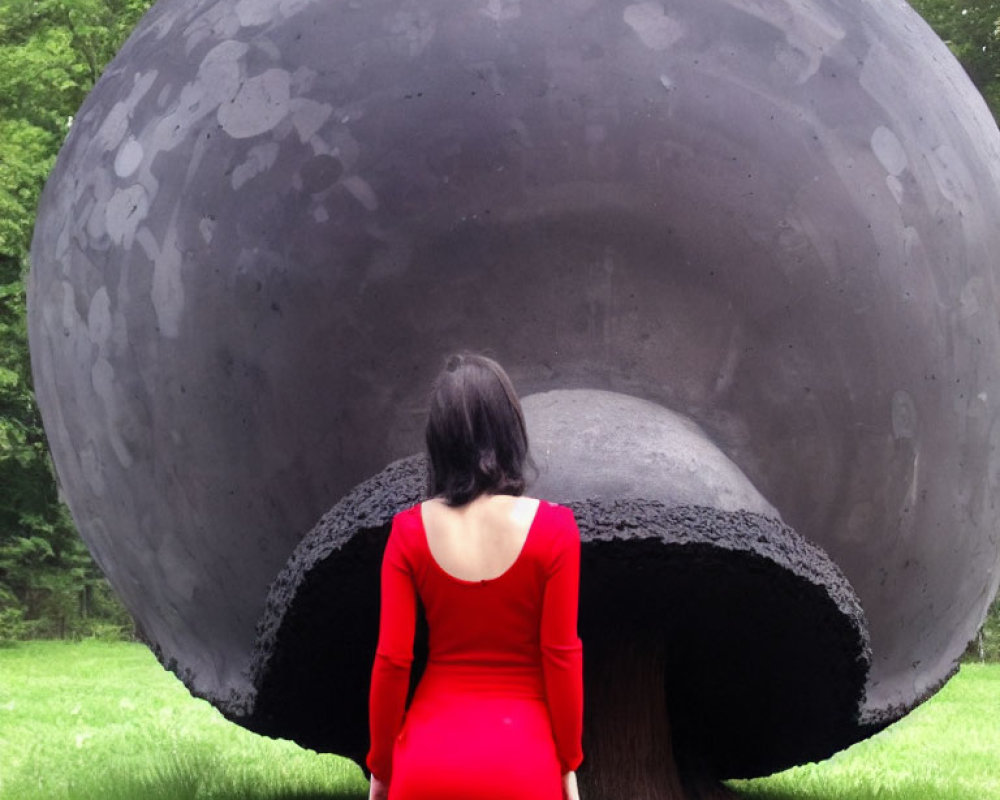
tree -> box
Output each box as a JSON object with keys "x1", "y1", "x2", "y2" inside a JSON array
[
  {"x1": 0, "y1": 0, "x2": 154, "y2": 641},
  {"x1": 909, "y1": 0, "x2": 1000, "y2": 115}
]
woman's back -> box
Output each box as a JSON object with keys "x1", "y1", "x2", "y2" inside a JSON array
[
  {"x1": 422, "y1": 494, "x2": 539, "y2": 583},
  {"x1": 403, "y1": 498, "x2": 569, "y2": 670},
  {"x1": 367, "y1": 498, "x2": 583, "y2": 799}
]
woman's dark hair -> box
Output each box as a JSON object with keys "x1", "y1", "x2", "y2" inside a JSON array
[{"x1": 425, "y1": 353, "x2": 529, "y2": 506}]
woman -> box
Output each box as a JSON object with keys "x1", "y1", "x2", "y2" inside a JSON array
[{"x1": 367, "y1": 353, "x2": 584, "y2": 800}]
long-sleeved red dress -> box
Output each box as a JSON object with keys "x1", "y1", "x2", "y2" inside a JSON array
[{"x1": 367, "y1": 500, "x2": 584, "y2": 800}]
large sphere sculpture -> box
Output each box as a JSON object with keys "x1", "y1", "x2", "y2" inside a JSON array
[{"x1": 28, "y1": 0, "x2": 1000, "y2": 795}]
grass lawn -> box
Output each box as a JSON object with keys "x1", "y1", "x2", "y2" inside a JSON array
[
  {"x1": 733, "y1": 662, "x2": 1000, "y2": 800},
  {"x1": 0, "y1": 640, "x2": 368, "y2": 800},
  {"x1": 0, "y1": 640, "x2": 998, "y2": 799}
]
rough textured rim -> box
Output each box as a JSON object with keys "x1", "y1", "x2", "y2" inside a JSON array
[{"x1": 238, "y1": 454, "x2": 874, "y2": 777}]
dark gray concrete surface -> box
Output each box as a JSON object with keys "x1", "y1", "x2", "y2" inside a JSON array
[
  {"x1": 27, "y1": 0, "x2": 1000, "y2": 774},
  {"x1": 523, "y1": 390, "x2": 780, "y2": 517}
]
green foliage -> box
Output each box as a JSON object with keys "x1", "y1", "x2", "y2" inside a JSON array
[
  {"x1": 0, "y1": 586, "x2": 29, "y2": 645},
  {"x1": 0, "y1": 122, "x2": 56, "y2": 259},
  {"x1": 963, "y1": 594, "x2": 1000, "y2": 662},
  {"x1": 909, "y1": 0, "x2": 1000, "y2": 116},
  {"x1": 0, "y1": 0, "x2": 153, "y2": 642},
  {"x1": 0, "y1": 0, "x2": 153, "y2": 131}
]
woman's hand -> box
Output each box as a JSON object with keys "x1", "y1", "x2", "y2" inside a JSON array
[
  {"x1": 562, "y1": 770, "x2": 580, "y2": 800},
  {"x1": 369, "y1": 775, "x2": 389, "y2": 800}
]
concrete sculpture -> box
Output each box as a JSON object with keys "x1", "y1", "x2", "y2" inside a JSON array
[{"x1": 28, "y1": 0, "x2": 1000, "y2": 795}]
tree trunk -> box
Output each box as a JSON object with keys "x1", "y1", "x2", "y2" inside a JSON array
[{"x1": 581, "y1": 638, "x2": 741, "y2": 800}]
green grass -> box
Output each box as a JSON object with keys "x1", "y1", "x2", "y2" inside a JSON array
[
  {"x1": 1, "y1": 641, "x2": 997, "y2": 799},
  {"x1": 0, "y1": 640, "x2": 368, "y2": 800},
  {"x1": 731, "y1": 663, "x2": 1000, "y2": 800}
]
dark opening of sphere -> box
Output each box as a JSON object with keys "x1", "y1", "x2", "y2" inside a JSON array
[{"x1": 244, "y1": 458, "x2": 870, "y2": 783}]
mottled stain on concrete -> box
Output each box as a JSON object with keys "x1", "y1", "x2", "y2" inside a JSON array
[
  {"x1": 342, "y1": 175, "x2": 380, "y2": 211},
  {"x1": 232, "y1": 143, "x2": 280, "y2": 190},
  {"x1": 891, "y1": 390, "x2": 918, "y2": 440},
  {"x1": 218, "y1": 69, "x2": 292, "y2": 139},
  {"x1": 234, "y1": 0, "x2": 275, "y2": 28},
  {"x1": 114, "y1": 137, "x2": 144, "y2": 178},
  {"x1": 724, "y1": 0, "x2": 844, "y2": 83},
  {"x1": 389, "y1": 8, "x2": 438, "y2": 55},
  {"x1": 290, "y1": 98, "x2": 333, "y2": 143},
  {"x1": 623, "y1": 2, "x2": 683, "y2": 51},
  {"x1": 87, "y1": 287, "x2": 112, "y2": 346},
  {"x1": 105, "y1": 184, "x2": 149, "y2": 247},
  {"x1": 481, "y1": 0, "x2": 521, "y2": 23},
  {"x1": 871, "y1": 126, "x2": 907, "y2": 176}
]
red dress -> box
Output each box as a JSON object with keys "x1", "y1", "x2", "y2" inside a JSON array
[{"x1": 367, "y1": 501, "x2": 584, "y2": 800}]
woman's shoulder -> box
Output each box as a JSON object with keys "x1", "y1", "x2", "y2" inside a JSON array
[
  {"x1": 532, "y1": 498, "x2": 580, "y2": 539},
  {"x1": 533, "y1": 497, "x2": 574, "y2": 516},
  {"x1": 388, "y1": 504, "x2": 425, "y2": 545},
  {"x1": 394, "y1": 502, "x2": 424, "y2": 520}
]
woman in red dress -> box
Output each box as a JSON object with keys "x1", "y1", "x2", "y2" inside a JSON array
[{"x1": 367, "y1": 353, "x2": 583, "y2": 800}]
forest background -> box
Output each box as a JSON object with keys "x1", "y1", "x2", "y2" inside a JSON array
[{"x1": 1, "y1": 0, "x2": 1000, "y2": 657}]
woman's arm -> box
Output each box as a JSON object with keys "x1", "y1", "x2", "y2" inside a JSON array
[
  {"x1": 368, "y1": 774, "x2": 389, "y2": 800},
  {"x1": 540, "y1": 506, "x2": 584, "y2": 773},
  {"x1": 562, "y1": 770, "x2": 581, "y2": 800},
  {"x1": 366, "y1": 519, "x2": 417, "y2": 784}
]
